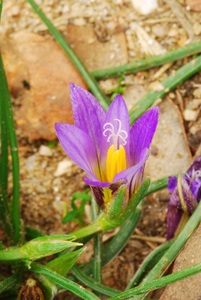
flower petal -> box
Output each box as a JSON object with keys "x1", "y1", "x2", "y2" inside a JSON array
[
  {"x1": 100, "y1": 95, "x2": 130, "y2": 166},
  {"x1": 168, "y1": 176, "x2": 177, "y2": 193},
  {"x1": 166, "y1": 204, "x2": 183, "y2": 240},
  {"x1": 130, "y1": 107, "x2": 159, "y2": 164},
  {"x1": 55, "y1": 123, "x2": 98, "y2": 180},
  {"x1": 84, "y1": 176, "x2": 126, "y2": 206},
  {"x1": 70, "y1": 83, "x2": 105, "y2": 153},
  {"x1": 114, "y1": 150, "x2": 148, "y2": 195}
]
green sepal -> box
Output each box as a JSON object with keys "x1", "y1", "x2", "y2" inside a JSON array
[
  {"x1": 105, "y1": 184, "x2": 127, "y2": 221},
  {"x1": 0, "y1": 235, "x2": 82, "y2": 261},
  {"x1": 97, "y1": 179, "x2": 150, "y2": 231}
]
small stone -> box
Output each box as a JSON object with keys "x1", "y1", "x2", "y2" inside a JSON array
[
  {"x1": 131, "y1": 0, "x2": 158, "y2": 15},
  {"x1": 25, "y1": 155, "x2": 37, "y2": 171},
  {"x1": 39, "y1": 145, "x2": 53, "y2": 156},
  {"x1": 183, "y1": 109, "x2": 199, "y2": 121},
  {"x1": 73, "y1": 18, "x2": 86, "y2": 26},
  {"x1": 54, "y1": 159, "x2": 73, "y2": 177}
]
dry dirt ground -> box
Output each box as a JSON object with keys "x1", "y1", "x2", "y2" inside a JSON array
[{"x1": 0, "y1": 0, "x2": 201, "y2": 299}]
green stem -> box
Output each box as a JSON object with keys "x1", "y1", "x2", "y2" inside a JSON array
[
  {"x1": 72, "y1": 266, "x2": 119, "y2": 297},
  {"x1": 92, "y1": 41, "x2": 201, "y2": 79},
  {"x1": 129, "y1": 54, "x2": 201, "y2": 124},
  {"x1": 127, "y1": 200, "x2": 201, "y2": 300},
  {"x1": 73, "y1": 221, "x2": 102, "y2": 240},
  {"x1": 109, "y1": 262, "x2": 201, "y2": 299},
  {"x1": 82, "y1": 201, "x2": 142, "y2": 275},
  {"x1": 31, "y1": 262, "x2": 100, "y2": 300},
  {"x1": 27, "y1": 0, "x2": 110, "y2": 110},
  {"x1": 91, "y1": 198, "x2": 102, "y2": 284}
]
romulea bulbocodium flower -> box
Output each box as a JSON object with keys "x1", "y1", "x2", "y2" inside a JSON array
[{"x1": 17, "y1": 278, "x2": 44, "y2": 300}]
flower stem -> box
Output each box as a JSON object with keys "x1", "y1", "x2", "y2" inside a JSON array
[
  {"x1": 91, "y1": 198, "x2": 102, "y2": 285},
  {"x1": 91, "y1": 42, "x2": 201, "y2": 79},
  {"x1": 72, "y1": 222, "x2": 102, "y2": 240},
  {"x1": 27, "y1": 0, "x2": 110, "y2": 110},
  {"x1": 129, "y1": 54, "x2": 201, "y2": 124}
]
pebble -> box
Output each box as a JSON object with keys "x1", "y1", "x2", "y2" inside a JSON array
[
  {"x1": 54, "y1": 159, "x2": 73, "y2": 177},
  {"x1": 25, "y1": 154, "x2": 37, "y2": 171},
  {"x1": 39, "y1": 145, "x2": 53, "y2": 157},
  {"x1": 183, "y1": 109, "x2": 199, "y2": 121},
  {"x1": 131, "y1": 0, "x2": 158, "y2": 15}
]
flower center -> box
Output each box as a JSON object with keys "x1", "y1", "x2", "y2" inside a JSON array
[
  {"x1": 103, "y1": 119, "x2": 128, "y2": 148},
  {"x1": 106, "y1": 144, "x2": 127, "y2": 182}
]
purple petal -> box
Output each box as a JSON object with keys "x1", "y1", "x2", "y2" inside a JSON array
[
  {"x1": 85, "y1": 177, "x2": 126, "y2": 206},
  {"x1": 130, "y1": 107, "x2": 159, "y2": 164},
  {"x1": 55, "y1": 123, "x2": 98, "y2": 180},
  {"x1": 166, "y1": 203, "x2": 183, "y2": 240},
  {"x1": 70, "y1": 83, "x2": 106, "y2": 154},
  {"x1": 168, "y1": 176, "x2": 177, "y2": 193},
  {"x1": 114, "y1": 151, "x2": 148, "y2": 195},
  {"x1": 100, "y1": 95, "x2": 130, "y2": 164}
]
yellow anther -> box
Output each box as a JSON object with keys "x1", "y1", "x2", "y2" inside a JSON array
[{"x1": 106, "y1": 144, "x2": 127, "y2": 182}]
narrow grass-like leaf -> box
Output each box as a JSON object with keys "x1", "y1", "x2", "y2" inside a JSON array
[
  {"x1": 127, "y1": 200, "x2": 201, "y2": 300},
  {"x1": 108, "y1": 262, "x2": 201, "y2": 299},
  {"x1": 72, "y1": 265, "x2": 119, "y2": 297},
  {"x1": 27, "y1": 0, "x2": 110, "y2": 110},
  {"x1": 0, "y1": 53, "x2": 14, "y2": 240},
  {"x1": 92, "y1": 42, "x2": 201, "y2": 79},
  {"x1": 126, "y1": 240, "x2": 174, "y2": 289},
  {"x1": 0, "y1": 275, "x2": 17, "y2": 294},
  {"x1": 129, "y1": 55, "x2": 201, "y2": 124},
  {"x1": 31, "y1": 262, "x2": 100, "y2": 300}
]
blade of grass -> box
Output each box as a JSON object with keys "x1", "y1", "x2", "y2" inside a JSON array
[
  {"x1": 127, "y1": 200, "x2": 201, "y2": 300},
  {"x1": 27, "y1": 0, "x2": 110, "y2": 110},
  {"x1": 0, "y1": 0, "x2": 14, "y2": 241},
  {"x1": 0, "y1": 275, "x2": 17, "y2": 294},
  {"x1": 72, "y1": 265, "x2": 119, "y2": 297},
  {"x1": 129, "y1": 54, "x2": 201, "y2": 124},
  {"x1": 31, "y1": 262, "x2": 100, "y2": 300},
  {"x1": 108, "y1": 261, "x2": 201, "y2": 299},
  {"x1": 0, "y1": 52, "x2": 21, "y2": 244},
  {"x1": 126, "y1": 240, "x2": 174, "y2": 289},
  {"x1": 92, "y1": 41, "x2": 201, "y2": 79}
]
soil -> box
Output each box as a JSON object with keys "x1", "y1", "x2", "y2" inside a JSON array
[{"x1": 0, "y1": 0, "x2": 201, "y2": 299}]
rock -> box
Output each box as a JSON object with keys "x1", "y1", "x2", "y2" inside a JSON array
[
  {"x1": 186, "y1": 0, "x2": 201, "y2": 12},
  {"x1": 54, "y1": 159, "x2": 74, "y2": 177},
  {"x1": 145, "y1": 99, "x2": 192, "y2": 181},
  {"x1": 1, "y1": 32, "x2": 87, "y2": 141},
  {"x1": 131, "y1": 0, "x2": 158, "y2": 15},
  {"x1": 161, "y1": 223, "x2": 201, "y2": 300},
  {"x1": 64, "y1": 24, "x2": 128, "y2": 71},
  {"x1": 38, "y1": 145, "x2": 53, "y2": 157},
  {"x1": 183, "y1": 109, "x2": 199, "y2": 121}
]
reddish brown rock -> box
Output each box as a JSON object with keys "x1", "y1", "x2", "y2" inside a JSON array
[{"x1": 1, "y1": 32, "x2": 87, "y2": 140}]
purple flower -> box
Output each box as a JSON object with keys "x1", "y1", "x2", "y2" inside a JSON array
[
  {"x1": 167, "y1": 156, "x2": 201, "y2": 240},
  {"x1": 55, "y1": 83, "x2": 159, "y2": 207}
]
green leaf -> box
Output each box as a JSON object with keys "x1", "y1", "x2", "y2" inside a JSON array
[
  {"x1": 31, "y1": 262, "x2": 100, "y2": 300},
  {"x1": 0, "y1": 275, "x2": 17, "y2": 294},
  {"x1": 47, "y1": 248, "x2": 85, "y2": 276},
  {"x1": 0, "y1": 235, "x2": 82, "y2": 261}
]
